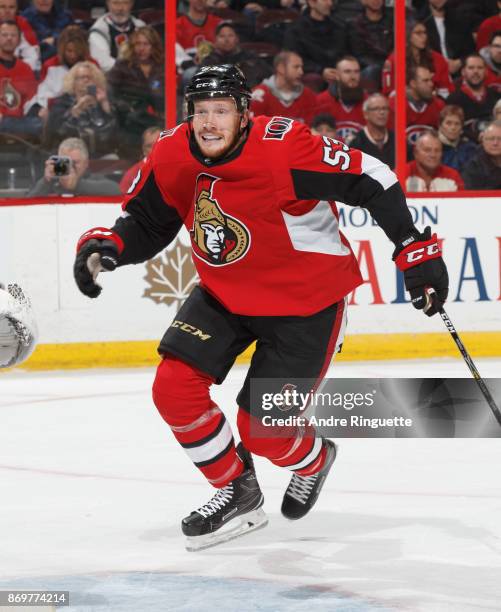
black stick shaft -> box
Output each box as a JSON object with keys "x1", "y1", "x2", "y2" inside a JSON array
[{"x1": 439, "y1": 307, "x2": 501, "y2": 426}]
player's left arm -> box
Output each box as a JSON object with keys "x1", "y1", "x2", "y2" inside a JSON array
[{"x1": 287, "y1": 124, "x2": 448, "y2": 316}]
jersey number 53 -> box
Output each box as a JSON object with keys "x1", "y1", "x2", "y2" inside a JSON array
[{"x1": 321, "y1": 136, "x2": 351, "y2": 171}]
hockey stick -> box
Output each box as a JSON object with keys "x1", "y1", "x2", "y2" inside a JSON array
[{"x1": 432, "y1": 298, "x2": 501, "y2": 427}]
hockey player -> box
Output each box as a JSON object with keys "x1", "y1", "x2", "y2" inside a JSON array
[
  {"x1": 0, "y1": 283, "x2": 38, "y2": 368},
  {"x1": 73, "y1": 65, "x2": 449, "y2": 551}
]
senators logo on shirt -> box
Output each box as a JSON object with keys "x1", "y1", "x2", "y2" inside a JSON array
[
  {"x1": 190, "y1": 173, "x2": 250, "y2": 266},
  {"x1": 0, "y1": 79, "x2": 21, "y2": 111}
]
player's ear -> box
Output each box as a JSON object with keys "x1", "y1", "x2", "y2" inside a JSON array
[{"x1": 240, "y1": 111, "x2": 249, "y2": 130}]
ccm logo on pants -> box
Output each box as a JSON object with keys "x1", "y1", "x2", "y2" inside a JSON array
[{"x1": 171, "y1": 320, "x2": 212, "y2": 341}]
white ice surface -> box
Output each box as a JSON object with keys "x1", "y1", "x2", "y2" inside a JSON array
[{"x1": 1, "y1": 359, "x2": 500, "y2": 612}]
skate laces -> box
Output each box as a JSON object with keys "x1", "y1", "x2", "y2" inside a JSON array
[
  {"x1": 196, "y1": 484, "x2": 234, "y2": 518},
  {"x1": 286, "y1": 473, "x2": 317, "y2": 505}
]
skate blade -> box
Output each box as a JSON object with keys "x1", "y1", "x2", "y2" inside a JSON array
[{"x1": 185, "y1": 508, "x2": 268, "y2": 552}]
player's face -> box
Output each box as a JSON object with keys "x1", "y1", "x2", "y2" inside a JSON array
[
  {"x1": 283, "y1": 55, "x2": 304, "y2": 87},
  {"x1": 336, "y1": 60, "x2": 360, "y2": 88},
  {"x1": 215, "y1": 26, "x2": 238, "y2": 53},
  {"x1": 414, "y1": 136, "x2": 442, "y2": 171},
  {"x1": 0, "y1": 0, "x2": 17, "y2": 21},
  {"x1": 490, "y1": 36, "x2": 501, "y2": 64},
  {"x1": 133, "y1": 34, "x2": 152, "y2": 62},
  {"x1": 481, "y1": 126, "x2": 501, "y2": 157},
  {"x1": 107, "y1": 0, "x2": 133, "y2": 23},
  {"x1": 0, "y1": 23, "x2": 19, "y2": 53},
  {"x1": 440, "y1": 115, "x2": 462, "y2": 141},
  {"x1": 192, "y1": 98, "x2": 247, "y2": 159},
  {"x1": 462, "y1": 58, "x2": 486, "y2": 87},
  {"x1": 410, "y1": 25, "x2": 428, "y2": 50}
]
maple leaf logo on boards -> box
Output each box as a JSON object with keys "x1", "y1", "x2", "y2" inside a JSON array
[{"x1": 143, "y1": 238, "x2": 199, "y2": 309}]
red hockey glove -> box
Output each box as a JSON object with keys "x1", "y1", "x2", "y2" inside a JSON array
[
  {"x1": 393, "y1": 226, "x2": 448, "y2": 317},
  {"x1": 74, "y1": 227, "x2": 124, "y2": 298}
]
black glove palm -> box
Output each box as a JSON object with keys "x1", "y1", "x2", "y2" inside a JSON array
[
  {"x1": 393, "y1": 226, "x2": 449, "y2": 317},
  {"x1": 74, "y1": 238, "x2": 119, "y2": 298}
]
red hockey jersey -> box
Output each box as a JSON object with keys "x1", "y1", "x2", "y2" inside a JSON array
[
  {"x1": 176, "y1": 14, "x2": 221, "y2": 54},
  {"x1": 315, "y1": 91, "x2": 367, "y2": 144},
  {"x1": 250, "y1": 82, "x2": 317, "y2": 125},
  {"x1": 115, "y1": 116, "x2": 415, "y2": 316},
  {"x1": 389, "y1": 95, "x2": 445, "y2": 145},
  {"x1": 0, "y1": 58, "x2": 37, "y2": 118}
]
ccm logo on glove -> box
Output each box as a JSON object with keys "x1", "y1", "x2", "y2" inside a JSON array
[{"x1": 394, "y1": 233, "x2": 441, "y2": 271}]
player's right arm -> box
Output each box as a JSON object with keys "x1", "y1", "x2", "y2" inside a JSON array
[{"x1": 74, "y1": 154, "x2": 183, "y2": 298}]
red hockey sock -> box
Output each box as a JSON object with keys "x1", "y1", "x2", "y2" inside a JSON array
[{"x1": 152, "y1": 356, "x2": 243, "y2": 487}]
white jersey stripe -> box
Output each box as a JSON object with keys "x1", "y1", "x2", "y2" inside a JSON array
[{"x1": 360, "y1": 152, "x2": 398, "y2": 190}]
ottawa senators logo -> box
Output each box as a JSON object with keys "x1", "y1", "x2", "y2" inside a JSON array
[
  {"x1": 190, "y1": 173, "x2": 250, "y2": 266},
  {"x1": 0, "y1": 79, "x2": 21, "y2": 111}
]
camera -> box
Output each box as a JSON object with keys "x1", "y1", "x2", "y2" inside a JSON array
[
  {"x1": 49, "y1": 155, "x2": 72, "y2": 177},
  {"x1": 87, "y1": 85, "x2": 97, "y2": 97}
]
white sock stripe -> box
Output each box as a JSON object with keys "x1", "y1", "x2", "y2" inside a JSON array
[
  {"x1": 285, "y1": 437, "x2": 323, "y2": 471},
  {"x1": 184, "y1": 418, "x2": 233, "y2": 464},
  {"x1": 170, "y1": 406, "x2": 221, "y2": 433}
]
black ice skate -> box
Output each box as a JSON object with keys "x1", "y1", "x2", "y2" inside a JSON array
[
  {"x1": 182, "y1": 443, "x2": 268, "y2": 551},
  {"x1": 281, "y1": 439, "x2": 337, "y2": 520}
]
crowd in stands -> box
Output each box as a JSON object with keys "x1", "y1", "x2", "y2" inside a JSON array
[{"x1": 0, "y1": 0, "x2": 500, "y2": 196}]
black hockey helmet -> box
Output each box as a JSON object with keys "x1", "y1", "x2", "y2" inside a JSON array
[{"x1": 185, "y1": 64, "x2": 252, "y2": 117}]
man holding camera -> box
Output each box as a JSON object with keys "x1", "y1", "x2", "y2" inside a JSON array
[{"x1": 28, "y1": 137, "x2": 121, "y2": 196}]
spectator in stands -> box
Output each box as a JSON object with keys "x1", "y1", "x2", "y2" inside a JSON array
[
  {"x1": 46, "y1": 61, "x2": 117, "y2": 158},
  {"x1": 348, "y1": 0, "x2": 393, "y2": 91},
  {"x1": 493, "y1": 98, "x2": 501, "y2": 120},
  {"x1": 382, "y1": 19, "x2": 453, "y2": 99},
  {"x1": 176, "y1": 0, "x2": 221, "y2": 58},
  {"x1": 89, "y1": 0, "x2": 145, "y2": 73},
  {"x1": 480, "y1": 30, "x2": 501, "y2": 90},
  {"x1": 25, "y1": 26, "x2": 93, "y2": 121},
  {"x1": 475, "y1": 0, "x2": 501, "y2": 51},
  {"x1": 437, "y1": 104, "x2": 477, "y2": 173},
  {"x1": 446, "y1": 53, "x2": 500, "y2": 141},
  {"x1": 201, "y1": 22, "x2": 271, "y2": 88},
  {"x1": 390, "y1": 65, "x2": 445, "y2": 145},
  {"x1": 29, "y1": 137, "x2": 121, "y2": 196},
  {"x1": 119, "y1": 125, "x2": 160, "y2": 193},
  {"x1": 316, "y1": 55, "x2": 367, "y2": 143},
  {"x1": 310, "y1": 112, "x2": 336, "y2": 138},
  {"x1": 107, "y1": 25, "x2": 164, "y2": 157},
  {"x1": 350, "y1": 93, "x2": 400, "y2": 168},
  {"x1": 283, "y1": 0, "x2": 348, "y2": 86},
  {"x1": 416, "y1": 0, "x2": 476, "y2": 76},
  {"x1": 21, "y1": 0, "x2": 72, "y2": 63},
  {"x1": 462, "y1": 119, "x2": 501, "y2": 189},
  {"x1": 0, "y1": 0, "x2": 40, "y2": 71},
  {"x1": 406, "y1": 130, "x2": 464, "y2": 191},
  {"x1": 251, "y1": 51, "x2": 317, "y2": 124},
  {"x1": 0, "y1": 20, "x2": 41, "y2": 137}
]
